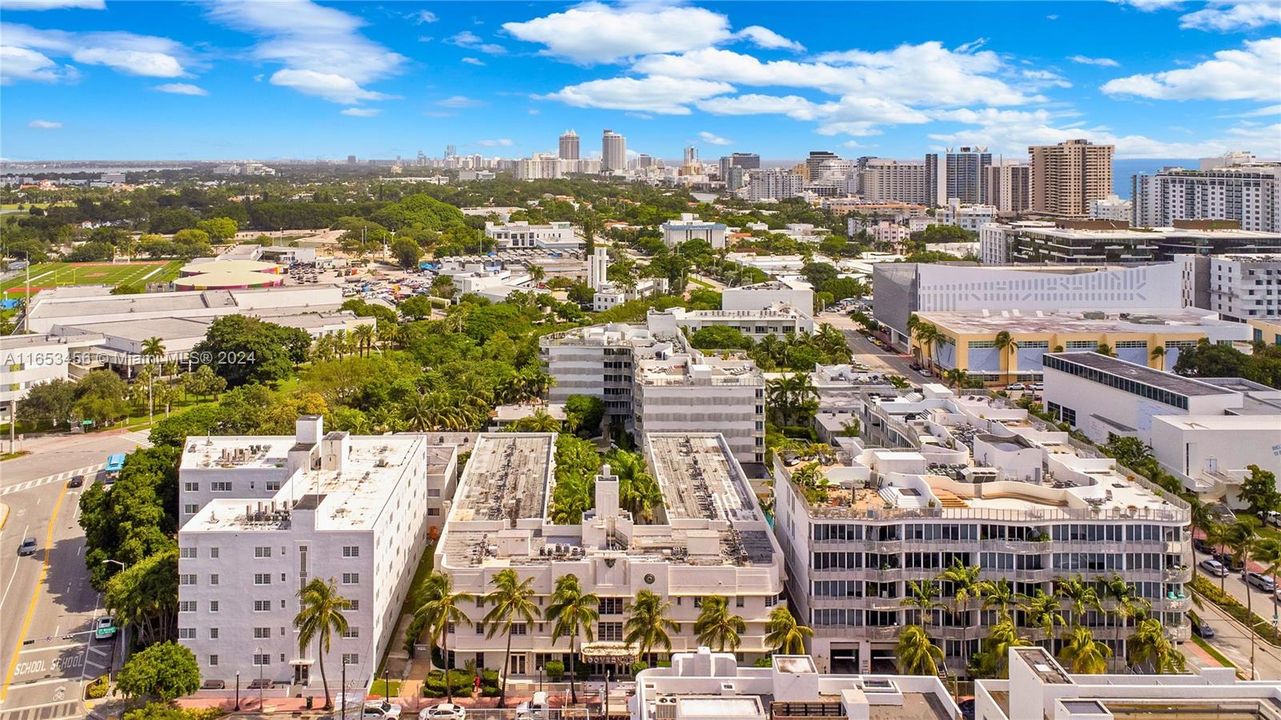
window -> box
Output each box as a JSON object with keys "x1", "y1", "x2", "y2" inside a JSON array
[
  {"x1": 209, "y1": 601, "x2": 219, "y2": 613},
  {"x1": 342, "y1": 546, "x2": 360, "y2": 558},
  {"x1": 179, "y1": 574, "x2": 196, "y2": 586},
  {"x1": 209, "y1": 655, "x2": 219, "y2": 667},
  {"x1": 511, "y1": 623, "x2": 528, "y2": 636},
  {"x1": 254, "y1": 627, "x2": 271, "y2": 639},
  {"x1": 254, "y1": 546, "x2": 272, "y2": 558},
  {"x1": 178, "y1": 628, "x2": 196, "y2": 639},
  {"x1": 211, "y1": 481, "x2": 232, "y2": 492},
  {"x1": 210, "y1": 547, "x2": 219, "y2": 559},
  {"x1": 735, "y1": 596, "x2": 745, "y2": 608},
  {"x1": 180, "y1": 547, "x2": 196, "y2": 559},
  {"x1": 342, "y1": 654, "x2": 360, "y2": 665},
  {"x1": 597, "y1": 622, "x2": 623, "y2": 642},
  {"x1": 254, "y1": 573, "x2": 272, "y2": 585},
  {"x1": 210, "y1": 628, "x2": 219, "y2": 639},
  {"x1": 266, "y1": 481, "x2": 281, "y2": 492},
  {"x1": 349, "y1": 600, "x2": 359, "y2": 611},
  {"x1": 428, "y1": 508, "x2": 441, "y2": 516},
  {"x1": 209, "y1": 574, "x2": 219, "y2": 586},
  {"x1": 343, "y1": 627, "x2": 359, "y2": 639},
  {"x1": 341, "y1": 573, "x2": 359, "y2": 585},
  {"x1": 599, "y1": 597, "x2": 624, "y2": 615},
  {"x1": 253, "y1": 654, "x2": 271, "y2": 666},
  {"x1": 254, "y1": 600, "x2": 271, "y2": 612},
  {"x1": 179, "y1": 601, "x2": 196, "y2": 613},
  {"x1": 184, "y1": 482, "x2": 199, "y2": 492},
  {"x1": 184, "y1": 504, "x2": 199, "y2": 515}
]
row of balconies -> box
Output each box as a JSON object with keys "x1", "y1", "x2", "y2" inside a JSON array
[{"x1": 808, "y1": 565, "x2": 1191, "y2": 583}]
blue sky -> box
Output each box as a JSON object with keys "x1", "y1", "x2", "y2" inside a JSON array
[{"x1": 2, "y1": 0, "x2": 1279, "y2": 162}]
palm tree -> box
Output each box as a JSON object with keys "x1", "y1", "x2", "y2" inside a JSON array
[
  {"x1": 938, "y1": 561, "x2": 984, "y2": 679},
  {"x1": 1058, "y1": 626, "x2": 1111, "y2": 674},
  {"x1": 546, "y1": 574, "x2": 599, "y2": 704},
  {"x1": 610, "y1": 452, "x2": 664, "y2": 521},
  {"x1": 1095, "y1": 342, "x2": 1115, "y2": 357},
  {"x1": 353, "y1": 324, "x2": 376, "y2": 357},
  {"x1": 507, "y1": 408, "x2": 562, "y2": 433},
  {"x1": 901, "y1": 580, "x2": 944, "y2": 627},
  {"x1": 141, "y1": 337, "x2": 165, "y2": 364},
  {"x1": 1187, "y1": 498, "x2": 1219, "y2": 588},
  {"x1": 413, "y1": 572, "x2": 474, "y2": 703},
  {"x1": 943, "y1": 368, "x2": 969, "y2": 391},
  {"x1": 695, "y1": 595, "x2": 746, "y2": 652},
  {"x1": 529, "y1": 264, "x2": 547, "y2": 284},
  {"x1": 912, "y1": 322, "x2": 939, "y2": 370},
  {"x1": 1226, "y1": 521, "x2": 1259, "y2": 677},
  {"x1": 982, "y1": 578, "x2": 1018, "y2": 623},
  {"x1": 1253, "y1": 537, "x2": 1281, "y2": 634},
  {"x1": 764, "y1": 606, "x2": 813, "y2": 654},
  {"x1": 1127, "y1": 617, "x2": 1185, "y2": 674},
  {"x1": 993, "y1": 331, "x2": 1018, "y2": 387},
  {"x1": 400, "y1": 391, "x2": 435, "y2": 432},
  {"x1": 1021, "y1": 589, "x2": 1065, "y2": 644},
  {"x1": 1055, "y1": 575, "x2": 1100, "y2": 629},
  {"x1": 1149, "y1": 344, "x2": 1166, "y2": 370},
  {"x1": 625, "y1": 590, "x2": 679, "y2": 664},
  {"x1": 482, "y1": 569, "x2": 541, "y2": 708},
  {"x1": 766, "y1": 372, "x2": 818, "y2": 427},
  {"x1": 1100, "y1": 574, "x2": 1148, "y2": 637},
  {"x1": 293, "y1": 578, "x2": 351, "y2": 710},
  {"x1": 895, "y1": 625, "x2": 944, "y2": 676},
  {"x1": 976, "y1": 619, "x2": 1028, "y2": 678},
  {"x1": 815, "y1": 323, "x2": 851, "y2": 361}
]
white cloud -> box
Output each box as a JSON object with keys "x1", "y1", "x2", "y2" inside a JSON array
[
  {"x1": 411, "y1": 10, "x2": 437, "y2": 24},
  {"x1": 1069, "y1": 55, "x2": 1120, "y2": 67},
  {"x1": 445, "y1": 31, "x2": 505, "y2": 55},
  {"x1": 698, "y1": 131, "x2": 732, "y2": 145},
  {"x1": 503, "y1": 1, "x2": 731, "y2": 63},
  {"x1": 27, "y1": 118, "x2": 61, "y2": 128},
  {"x1": 1102, "y1": 37, "x2": 1281, "y2": 101},
  {"x1": 1180, "y1": 2, "x2": 1281, "y2": 31},
  {"x1": 155, "y1": 82, "x2": 207, "y2": 95},
  {"x1": 1, "y1": 23, "x2": 190, "y2": 82},
  {"x1": 0, "y1": 0, "x2": 102, "y2": 8},
  {"x1": 207, "y1": 0, "x2": 403, "y2": 104},
  {"x1": 735, "y1": 26, "x2": 803, "y2": 52},
  {"x1": 697, "y1": 93, "x2": 830, "y2": 120},
  {"x1": 1223, "y1": 103, "x2": 1281, "y2": 117},
  {"x1": 437, "y1": 94, "x2": 482, "y2": 108},
  {"x1": 1021, "y1": 68, "x2": 1072, "y2": 89},
  {"x1": 1113, "y1": 0, "x2": 1183, "y2": 10},
  {"x1": 461, "y1": 57, "x2": 485, "y2": 66},
  {"x1": 543, "y1": 75, "x2": 734, "y2": 115},
  {"x1": 477, "y1": 138, "x2": 513, "y2": 147},
  {"x1": 340, "y1": 107, "x2": 379, "y2": 117},
  {"x1": 270, "y1": 69, "x2": 388, "y2": 104}
]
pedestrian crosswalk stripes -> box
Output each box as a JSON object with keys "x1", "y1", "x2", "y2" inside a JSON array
[{"x1": 0, "y1": 465, "x2": 104, "y2": 497}]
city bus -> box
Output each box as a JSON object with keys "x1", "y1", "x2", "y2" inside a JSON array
[{"x1": 104, "y1": 453, "x2": 126, "y2": 482}]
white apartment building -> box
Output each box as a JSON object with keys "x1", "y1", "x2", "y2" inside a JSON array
[
  {"x1": 541, "y1": 314, "x2": 766, "y2": 466},
  {"x1": 983, "y1": 162, "x2": 1031, "y2": 213},
  {"x1": 774, "y1": 388, "x2": 1191, "y2": 675},
  {"x1": 1132, "y1": 164, "x2": 1281, "y2": 232},
  {"x1": 435, "y1": 433, "x2": 784, "y2": 676},
  {"x1": 866, "y1": 220, "x2": 912, "y2": 248},
  {"x1": 177, "y1": 418, "x2": 457, "y2": 690},
  {"x1": 1180, "y1": 253, "x2": 1281, "y2": 322},
  {"x1": 722, "y1": 281, "x2": 814, "y2": 315},
  {"x1": 860, "y1": 159, "x2": 927, "y2": 205},
  {"x1": 978, "y1": 646, "x2": 1281, "y2": 720},
  {"x1": 666, "y1": 305, "x2": 814, "y2": 340},
  {"x1": 660, "y1": 213, "x2": 728, "y2": 249},
  {"x1": 941, "y1": 202, "x2": 998, "y2": 233},
  {"x1": 630, "y1": 649, "x2": 959, "y2": 720},
  {"x1": 591, "y1": 277, "x2": 666, "y2": 313},
  {"x1": 747, "y1": 170, "x2": 805, "y2": 202},
  {"x1": 483, "y1": 221, "x2": 583, "y2": 252},
  {"x1": 1089, "y1": 194, "x2": 1133, "y2": 222},
  {"x1": 978, "y1": 219, "x2": 1281, "y2": 265},
  {"x1": 0, "y1": 333, "x2": 104, "y2": 422}
]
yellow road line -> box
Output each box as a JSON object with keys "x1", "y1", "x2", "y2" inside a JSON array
[
  {"x1": 0, "y1": 502, "x2": 9, "y2": 531},
  {"x1": 0, "y1": 482, "x2": 69, "y2": 702}
]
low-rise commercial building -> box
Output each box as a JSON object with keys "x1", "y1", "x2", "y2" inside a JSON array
[
  {"x1": 484, "y1": 221, "x2": 583, "y2": 252},
  {"x1": 666, "y1": 304, "x2": 813, "y2": 341},
  {"x1": 0, "y1": 333, "x2": 103, "y2": 423},
  {"x1": 176, "y1": 417, "x2": 457, "y2": 690},
  {"x1": 661, "y1": 214, "x2": 728, "y2": 249},
  {"x1": 722, "y1": 280, "x2": 814, "y2": 315},
  {"x1": 436, "y1": 432, "x2": 784, "y2": 675},
  {"x1": 774, "y1": 389, "x2": 1191, "y2": 675}
]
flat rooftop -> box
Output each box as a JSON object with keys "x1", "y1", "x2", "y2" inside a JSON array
[
  {"x1": 919, "y1": 308, "x2": 1242, "y2": 336},
  {"x1": 450, "y1": 433, "x2": 554, "y2": 522},
  {"x1": 70, "y1": 316, "x2": 213, "y2": 341},
  {"x1": 1046, "y1": 352, "x2": 1234, "y2": 398},
  {"x1": 635, "y1": 357, "x2": 762, "y2": 387},
  {"x1": 0, "y1": 333, "x2": 100, "y2": 350},
  {"x1": 648, "y1": 433, "x2": 757, "y2": 522},
  {"x1": 181, "y1": 435, "x2": 298, "y2": 471}
]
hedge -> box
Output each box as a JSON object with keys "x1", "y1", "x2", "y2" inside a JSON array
[
  {"x1": 422, "y1": 669, "x2": 472, "y2": 697},
  {"x1": 1191, "y1": 576, "x2": 1281, "y2": 647}
]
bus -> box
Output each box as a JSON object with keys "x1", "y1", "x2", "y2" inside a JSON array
[{"x1": 104, "y1": 453, "x2": 126, "y2": 482}]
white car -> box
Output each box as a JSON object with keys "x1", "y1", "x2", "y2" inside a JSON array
[
  {"x1": 419, "y1": 704, "x2": 465, "y2": 720},
  {"x1": 363, "y1": 701, "x2": 403, "y2": 719}
]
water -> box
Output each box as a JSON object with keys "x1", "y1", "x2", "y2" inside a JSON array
[{"x1": 1113, "y1": 158, "x2": 1196, "y2": 198}]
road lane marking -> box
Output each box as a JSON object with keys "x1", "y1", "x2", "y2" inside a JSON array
[
  {"x1": 0, "y1": 465, "x2": 104, "y2": 497},
  {"x1": 0, "y1": 524, "x2": 30, "y2": 611},
  {"x1": 0, "y1": 482, "x2": 69, "y2": 702},
  {"x1": 17, "y1": 644, "x2": 81, "y2": 655}
]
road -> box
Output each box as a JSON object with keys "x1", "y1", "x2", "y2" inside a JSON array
[
  {"x1": 0, "y1": 430, "x2": 148, "y2": 720},
  {"x1": 1191, "y1": 547, "x2": 1281, "y2": 680},
  {"x1": 816, "y1": 311, "x2": 920, "y2": 379}
]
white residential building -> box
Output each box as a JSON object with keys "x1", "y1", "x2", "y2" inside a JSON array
[
  {"x1": 978, "y1": 219, "x2": 1281, "y2": 265},
  {"x1": 1089, "y1": 193, "x2": 1133, "y2": 222},
  {"x1": 860, "y1": 159, "x2": 927, "y2": 205},
  {"x1": 977, "y1": 646, "x2": 1281, "y2": 720},
  {"x1": 747, "y1": 170, "x2": 805, "y2": 201},
  {"x1": 773, "y1": 389, "x2": 1191, "y2": 675},
  {"x1": 630, "y1": 649, "x2": 959, "y2": 720},
  {"x1": 484, "y1": 221, "x2": 583, "y2": 252},
  {"x1": 1132, "y1": 163, "x2": 1281, "y2": 232},
  {"x1": 866, "y1": 220, "x2": 912, "y2": 247},
  {"x1": 435, "y1": 433, "x2": 784, "y2": 676},
  {"x1": 1179, "y1": 253, "x2": 1281, "y2": 322},
  {"x1": 940, "y1": 202, "x2": 998, "y2": 232},
  {"x1": 722, "y1": 280, "x2": 814, "y2": 315},
  {"x1": 587, "y1": 247, "x2": 609, "y2": 291},
  {"x1": 665, "y1": 304, "x2": 813, "y2": 341},
  {"x1": 0, "y1": 333, "x2": 104, "y2": 423},
  {"x1": 661, "y1": 213, "x2": 728, "y2": 249},
  {"x1": 177, "y1": 418, "x2": 457, "y2": 690}
]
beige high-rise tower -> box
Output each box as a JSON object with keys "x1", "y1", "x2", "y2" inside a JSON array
[{"x1": 1029, "y1": 138, "x2": 1114, "y2": 219}]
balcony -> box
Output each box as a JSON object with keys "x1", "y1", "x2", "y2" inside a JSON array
[
  {"x1": 1164, "y1": 565, "x2": 1192, "y2": 583},
  {"x1": 1159, "y1": 595, "x2": 1192, "y2": 612}
]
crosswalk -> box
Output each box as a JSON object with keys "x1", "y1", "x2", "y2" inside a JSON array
[
  {"x1": 0, "y1": 700, "x2": 82, "y2": 720},
  {"x1": 0, "y1": 465, "x2": 104, "y2": 497}
]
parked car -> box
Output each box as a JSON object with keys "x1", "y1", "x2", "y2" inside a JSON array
[
  {"x1": 67, "y1": 475, "x2": 85, "y2": 488},
  {"x1": 1191, "y1": 615, "x2": 1216, "y2": 639},
  {"x1": 1192, "y1": 537, "x2": 1213, "y2": 554},
  {"x1": 362, "y1": 702, "x2": 402, "y2": 719},
  {"x1": 1215, "y1": 552, "x2": 1245, "y2": 572},
  {"x1": 419, "y1": 705, "x2": 465, "y2": 720},
  {"x1": 1199, "y1": 558, "x2": 1230, "y2": 577},
  {"x1": 1246, "y1": 571, "x2": 1276, "y2": 592},
  {"x1": 17, "y1": 537, "x2": 37, "y2": 556},
  {"x1": 1006, "y1": 383, "x2": 1025, "y2": 391}
]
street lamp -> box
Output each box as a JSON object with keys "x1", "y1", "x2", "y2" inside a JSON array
[
  {"x1": 538, "y1": 665, "x2": 543, "y2": 693},
  {"x1": 604, "y1": 669, "x2": 611, "y2": 719},
  {"x1": 256, "y1": 646, "x2": 264, "y2": 710},
  {"x1": 101, "y1": 558, "x2": 127, "y2": 571},
  {"x1": 340, "y1": 656, "x2": 348, "y2": 720},
  {"x1": 235, "y1": 671, "x2": 240, "y2": 711}
]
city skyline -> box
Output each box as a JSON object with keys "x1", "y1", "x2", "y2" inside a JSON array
[{"x1": 1, "y1": 0, "x2": 1279, "y2": 161}]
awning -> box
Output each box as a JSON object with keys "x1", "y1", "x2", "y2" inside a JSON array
[
  {"x1": 289, "y1": 658, "x2": 315, "y2": 666},
  {"x1": 580, "y1": 642, "x2": 636, "y2": 663}
]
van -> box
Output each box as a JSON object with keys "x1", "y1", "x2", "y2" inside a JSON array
[{"x1": 1265, "y1": 511, "x2": 1281, "y2": 529}]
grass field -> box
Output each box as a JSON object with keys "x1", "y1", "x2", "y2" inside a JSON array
[{"x1": 0, "y1": 260, "x2": 184, "y2": 294}]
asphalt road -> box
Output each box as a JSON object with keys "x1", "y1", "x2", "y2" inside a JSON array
[
  {"x1": 0, "y1": 430, "x2": 148, "y2": 720},
  {"x1": 815, "y1": 311, "x2": 920, "y2": 379}
]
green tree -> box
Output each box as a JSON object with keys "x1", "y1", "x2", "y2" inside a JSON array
[
  {"x1": 1226, "y1": 521, "x2": 1260, "y2": 676},
  {"x1": 901, "y1": 579, "x2": 943, "y2": 626},
  {"x1": 74, "y1": 369, "x2": 130, "y2": 426},
  {"x1": 1127, "y1": 617, "x2": 1186, "y2": 674},
  {"x1": 181, "y1": 365, "x2": 227, "y2": 400},
  {"x1": 694, "y1": 595, "x2": 746, "y2": 652},
  {"x1": 116, "y1": 642, "x2": 200, "y2": 701},
  {"x1": 507, "y1": 408, "x2": 562, "y2": 433},
  {"x1": 191, "y1": 315, "x2": 310, "y2": 386},
  {"x1": 483, "y1": 568, "x2": 541, "y2": 707},
  {"x1": 687, "y1": 325, "x2": 752, "y2": 350},
  {"x1": 895, "y1": 624, "x2": 943, "y2": 676},
  {"x1": 938, "y1": 561, "x2": 984, "y2": 681},
  {"x1": 18, "y1": 378, "x2": 77, "y2": 427},
  {"x1": 973, "y1": 619, "x2": 1028, "y2": 678},
  {"x1": 391, "y1": 236, "x2": 423, "y2": 269},
  {"x1": 764, "y1": 606, "x2": 813, "y2": 654},
  {"x1": 399, "y1": 295, "x2": 436, "y2": 320},
  {"x1": 1240, "y1": 465, "x2": 1281, "y2": 517},
  {"x1": 1058, "y1": 626, "x2": 1111, "y2": 674},
  {"x1": 1020, "y1": 588, "x2": 1065, "y2": 643},
  {"x1": 104, "y1": 548, "x2": 179, "y2": 646},
  {"x1": 564, "y1": 394, "x2": 605, "y2": 437},
  {"x1": 412, "y1": 571, "x2": 473, "y2": 703},
  {"x1": 766, "y1": 372, "x2": 818, "y2": 428},
  {"x1": 993, "y1": 331, "x2": 1018, "y2": 386},
  {"x1": 293, "y1": 578, "x2": 351, "y2": 710},
  {"x1": 1055, "y1": 575, "x2": 1101, "y2": 629},
  {"x1": 625, "y1": 590, "x2": 679, "y2": 663},
  {"x1": 196, "y1": 217, "x2": 238, "y2": 242},
  {"x1": 546, "y1": 573, "x2": 600, "y2": 703}
]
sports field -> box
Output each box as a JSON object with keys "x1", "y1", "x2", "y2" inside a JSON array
[{"x1": 0, "y1": 260, "x2": 184, "y2": 293}]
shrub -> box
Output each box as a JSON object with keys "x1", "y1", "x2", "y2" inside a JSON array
[
  {"x1": 85, "y1": 675, "x2": 109, "y2": 700},
  {"x1": 421, "y1": 669, "x2": 472, "y2": 697},
  {"x1": 544, "y1": 660, "x2": 565, "y2": 682},
  {"x1": 630, "y1": 660, "x2": 649, "y2": 676}
]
